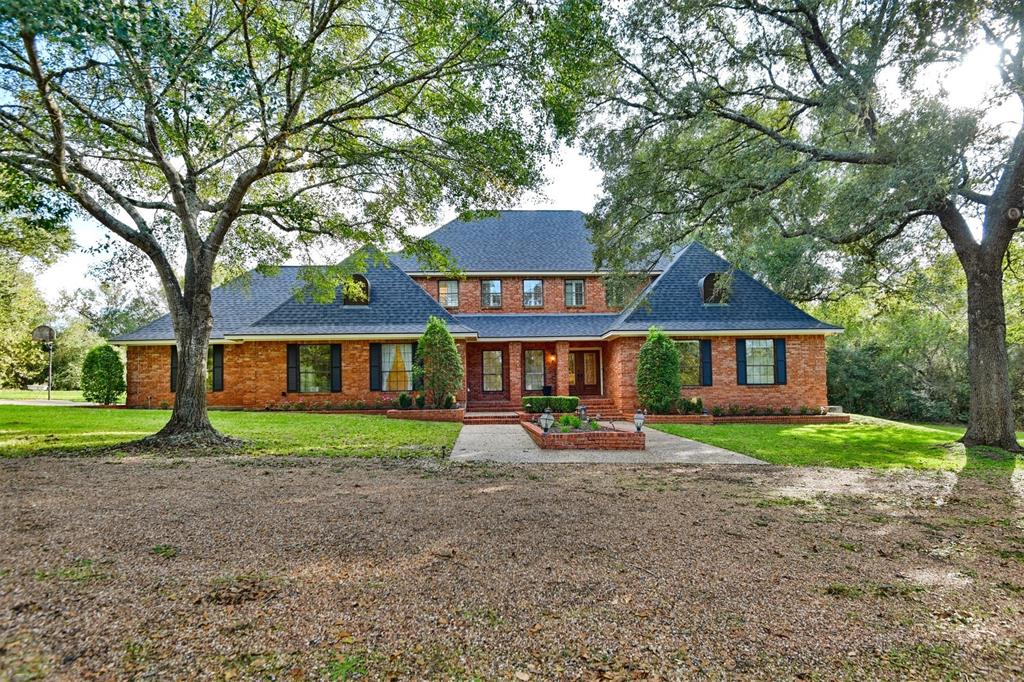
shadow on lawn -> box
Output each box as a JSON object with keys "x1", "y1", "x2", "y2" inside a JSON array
[{"x1": 944, "y1": 444, "x2": 1023, "y2": 515}]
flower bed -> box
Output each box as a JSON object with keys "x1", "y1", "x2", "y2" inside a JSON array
[
  {"x1": 522, "y1": 421, "x2": 645, "y2": 450},
  {"x1": 386, "y1": 408, "x2": 465, "y2": 423}
]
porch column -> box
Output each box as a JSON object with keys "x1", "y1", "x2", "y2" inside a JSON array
[
  {"x1": 508, "y1": 341, "x2": 522, "y2": 406},
  {"x1": 555, "y1": 341, "x2": 571, "y2": 396}
]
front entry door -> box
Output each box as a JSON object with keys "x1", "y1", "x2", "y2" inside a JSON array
[{"x1": 568, "y1": 350, "x2": 601, "y2": 395}]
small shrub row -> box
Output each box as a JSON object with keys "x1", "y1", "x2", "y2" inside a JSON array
[
  {"x1": 707, "y1": 404, "x2": 822, "y2": 417},
  {"x1": 522, "y1": 396, "x2": 580, "y2": 413},
  {"x1": 397, "y1": 392, "x2": 456, "y2": 409},
  {"x1": 265, "y1": 398, "x2": 395, "y2": 411}
]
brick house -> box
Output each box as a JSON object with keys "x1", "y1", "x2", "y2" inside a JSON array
[{"x1": 113, "y1": 210, "x2": 841, "y2": 415}]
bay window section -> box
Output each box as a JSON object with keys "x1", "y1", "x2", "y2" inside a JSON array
[
  {"x1": 522, "y1": 279, "x2": 544, "y2": 308},
  {"x1": 481, "y1": 279, "x2": 502, "y2": 308},
  {"x1": 564, "y1": 279, "x2": 585, "y2": 307},
  {"x1": 482, "y1": 350, "x2": 503, "y2": 391},
  {"x1": 524, "y1": 349, "x2": 545, "y2": 391},
  {"x1": 439, "y1": 280, "x2": 459, "y2": 307}
]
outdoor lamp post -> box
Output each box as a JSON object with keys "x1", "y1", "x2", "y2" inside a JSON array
[
  {"x1": 633, "y1": 409, "x2": 646, "y2": 433},
  {"x1": 539, "y1": 407, "x2": 555, "y2": 434},
  {"x1": 31, "y1": 325, "x2": 55, "y2": 401}
]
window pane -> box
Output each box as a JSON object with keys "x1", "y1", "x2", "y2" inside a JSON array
[
  {"x1": 206, "y1": 346, "x2": 215, "y2": 391},
  {"x1": 745, "y1": 339, "x2": 775, "y2": 385},
  {"x1": 565, "y1": 280, "x2": 585, "y2": 307},
  {"x1": 568, "y1": 353, "x2": 576, "y2": 386},
  {"x1": 382, "y1": 343, "x2": 413, "y2": 392},
  {"x1": 524, "y1": 350, "x2": 545, "y2": 390},
  {"x1": 481, "y1": 280, "x2": 502, "y2": 308},
  {"x1": 299, "y1": 344, "x2": 332, "y2": 393},
  {"x1": 523, "y1": 279, "x2": 544, "y2": 307},
  {"x1": 483, "y1": 350, "x2": 503, "y2": 391},
  {"x1": 583, "y1": 352, "x2": 597, "y2": 384},
  {"x1": 439, "y1": 280, "x2": 459, "y2": 307},
  {"x1": 677, "y1": 341, "x2": 700, "y2": 386}
]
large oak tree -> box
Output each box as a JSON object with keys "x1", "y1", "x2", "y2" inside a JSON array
[
  {"x1": 583, "y1": 0, "x2": 1023, "y2": 449},
  {"x1": 0, "y1": 0, "x2": 578, "y2": 443}
]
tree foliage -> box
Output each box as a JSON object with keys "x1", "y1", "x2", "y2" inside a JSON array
[
  {"x1": 59, "y1": 282, "x2": 164, "y2": 339},
  {"x1": 636, "y1": 327, "x2": 681, "y2": 414},
  {"x1": 583, "y1": 0, "x2": 1024, "y2": 448},
  {"x1": 414, "y1": 316, "x2": 464, "y2": 408},
  {"x1": 0, "y1": 0, "x2": 580, "y2": 439},
  {"x1": 81, "y1": 344, "x2": 125, "y2": 405},
  {"x1": 0, "y1": 260, "x2": 48, "y2": 387}
]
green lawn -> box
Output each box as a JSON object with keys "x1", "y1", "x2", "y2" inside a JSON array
[
  {"x1": 0, "y1": 405, "x2": 460, "y2": 458},
  {"x1": 0, "y1": 389, "x2": 93, "y2": 402},
  {"x1": 653, "y1": 415, "x2": 1023, "y2": 470}
]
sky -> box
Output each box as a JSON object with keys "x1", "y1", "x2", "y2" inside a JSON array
[{"x1": 32, "y1": 42, "x2": 1019, "y2": 305}]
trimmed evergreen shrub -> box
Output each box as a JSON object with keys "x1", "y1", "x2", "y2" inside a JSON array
[
  {"x1": 636, "y1": 327, "x2": 681, "y2": 414},
  {"x1": 397, "y1": 392, "x2": 413, "y2": 409},
  {"x1": 443, "y1": 394, "x2": 455, "y2": 409},
  {"x1": 414, "y1": 316, "x2": 464, "y2": 408},
  {"x1": 415, "y1": 393, "x2": 426, "y2": 409},
  {"x1": 521, "y1": 396, "x2": 580, "y2": 413},
  {"x1": 80, "y1": 344, "x2": 125, "y2": 405}
]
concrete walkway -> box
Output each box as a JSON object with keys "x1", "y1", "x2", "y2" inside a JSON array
[{"x1": 451, "y1": 423, "x2": 764, "y2": 464}]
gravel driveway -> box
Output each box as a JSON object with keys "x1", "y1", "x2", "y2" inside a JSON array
[{"x1": 1, "y1": 455, "x2": 1022, "y2": 679}]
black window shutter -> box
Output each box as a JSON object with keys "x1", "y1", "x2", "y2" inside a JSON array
[
  {"x1": 212, "y1": 345, "x2": 224, "y2": 392},
  {"x1": 735, "y1": 339, "x2": 747, "y2": 385},
  {"x1": 330, "y1": 344, "x2": 342, "y2": 392},
  {"x1": 286, "y1": 344, "x2": 299, "y2": 392},
  {"x1": 170, "y1": 346, "x2": 178, "y2": 393},
  {"x1": 774, "y1": 338, "x2": 787, "y2": 385},
  {"x1": 411, "y1": 342, "x2": 423, "y2": 391},
  {"x1": 700, "y1": 340, "x2": 713, "y2": 386},
  {"x1": 369, "y1": 343, "x2": 382, "y2": 391}
]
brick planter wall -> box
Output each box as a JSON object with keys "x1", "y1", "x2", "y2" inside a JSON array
[
  {"x1": 645, "y1": 414, "x2": 850, "y2": 425},
  {"x1": 522, "y1": 421, "x2": 645, "y2": 450},
  {"x1": 386, "y1": 408, "x2": 465, "y2": 422}
]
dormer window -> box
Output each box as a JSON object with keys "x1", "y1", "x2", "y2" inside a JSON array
[
  {"x1": 343, "y1": 275, "x2": 370, "y2": 306},
  {"x1": 700, "y1": 272, "x2": 729, "y2": 305}
]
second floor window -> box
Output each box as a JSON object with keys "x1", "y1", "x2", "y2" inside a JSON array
[
  {"x1": 481, "y1": 279, "x2": 502, "y2": 308},
  {"x1": 564, "y1": 279, "x2": 585, "y2": 307},
  {"x1": 523, "y1": 279, "x2": 544, "y2": 308},
  {"x1": 439, "y1": 280, "x2": 459, "y2": 307}
]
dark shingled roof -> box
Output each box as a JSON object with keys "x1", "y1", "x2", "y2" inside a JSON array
[
  {"x1": 608, "y1": 242, "x2": 842, "y2": 333},
  {"x1": 110, "y1": 267, "x2": 306, "y2": 342},
  {"x1": 390, "y1": 210, "x2": 670, "y2": 274},
  {"x1": 454, "y1": 313, "x2": 620, "y2": 339}
]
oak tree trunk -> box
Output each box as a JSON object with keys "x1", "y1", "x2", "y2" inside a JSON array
[{"x1": 960, "y1": 251, "x2": 1021, "y2": 451}]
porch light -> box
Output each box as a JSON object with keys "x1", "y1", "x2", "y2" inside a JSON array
[
  {"x1": 539, "y1": 407, "x2": 555, "y2": 434},
  {"x1": 633, "y1": 409, "x2": 646, "y2": 433}
]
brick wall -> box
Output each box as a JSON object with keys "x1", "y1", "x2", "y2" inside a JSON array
[
  {"x1": 126, "y1": 338, "x2": 468, "y2": 409},
  {"x1": 412, "y1": 276, "x2": 623, "y2": 313},
  {"x1": 606, "y1": 335, "x2": 829, "y2": 414}
]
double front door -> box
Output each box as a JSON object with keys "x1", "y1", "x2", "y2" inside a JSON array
[{"x1": 568, "y1": 350, "x2": 601, "y2": 396}]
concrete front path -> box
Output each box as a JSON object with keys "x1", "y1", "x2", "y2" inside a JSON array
[{"x1": 451, "y1": 423, "x2": 764, "y2": 464}]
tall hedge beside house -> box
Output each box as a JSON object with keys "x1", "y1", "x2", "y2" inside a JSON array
[
  {"x1": 414, "y1": 316, "x2": 464, "y2": 408},
  {"x1": 636, "y1": 327, "x2": 681, "y2": 414},
  {"x1": 81, "y1": 344, "x2": 126, "y2": 405}
]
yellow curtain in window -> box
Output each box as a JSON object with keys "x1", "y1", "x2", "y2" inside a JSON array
[{"x1": 387, "y1": 347, "x2": 408, "y2": 391}]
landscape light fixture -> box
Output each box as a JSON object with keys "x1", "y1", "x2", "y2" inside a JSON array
[
  {"x1": 539, "y1": 407, "x2": 554, "y2": 434},
  {"x1": 633, "y1": 409, "x2": 646, "y2": 433}
]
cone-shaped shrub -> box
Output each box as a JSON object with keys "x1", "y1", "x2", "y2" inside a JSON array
[
  {"x1": 414, "y1": 316, "x2": 464, "y2": 408},
  {"x1": 636, "y1": 327, "x2": 680, "y2": 414}
]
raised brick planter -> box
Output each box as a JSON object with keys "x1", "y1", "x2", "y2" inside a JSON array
[
  {"x1": 386, "y1": 408, "x2": 465, "y2": 422},
  {"x1": 645, "y1": 413, "x2": 850, "y2": 425},
  {"x1": 522, "y1": 421, "x2": 645, "y2": 450}
]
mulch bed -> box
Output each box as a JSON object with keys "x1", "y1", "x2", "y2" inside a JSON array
[{"x1": 1, "y1": 456, "x2": 1022, "y2": 679}]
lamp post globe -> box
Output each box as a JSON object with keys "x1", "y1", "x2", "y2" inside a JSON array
[
  {"x1": 539, "y1": 407, "x2": 555, "y2": 434},
  {"x1": 633, "y1": 409, "x2": 646, "y2": 433}
]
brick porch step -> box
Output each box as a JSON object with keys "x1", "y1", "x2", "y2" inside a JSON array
[{"x1": 463, "y1": 412, "x2": 520, "y2": 425}]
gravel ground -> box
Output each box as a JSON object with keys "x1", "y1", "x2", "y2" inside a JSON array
[{"x1": 1, "y1": 455, "x2": 1022, "y2": 680}]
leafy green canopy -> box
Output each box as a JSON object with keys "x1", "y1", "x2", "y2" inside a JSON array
[
  {"x1": 0, "y1": 0, "x2": 586, "y2": 299},
  {"x1": 583, "y1": 0, "x2": 1023, "y2": 300},
  {"x1": 81, "y1": 344, "x2": 125, "y2": 404},
  {"x1": 636, "y1": 327, "x2": 681, "y2": 414},
  {"x1": 0, "y1": 169, "x2": 73, "y2": 264},
  {"x1": 414, "y1": 315, "x2": 464, "y2": 408}
]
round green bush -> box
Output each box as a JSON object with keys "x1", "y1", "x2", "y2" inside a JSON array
[
  {"x1": 81, "y1": 344, "x2": 126, "y2": 405},
  {"x1": 636, "y1": 327, "x2": 681, "y2": 414}
]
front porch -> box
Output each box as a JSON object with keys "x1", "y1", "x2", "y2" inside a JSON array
[{"x1": 463, "y1": 341, "x2": 621, "y2": 416}]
